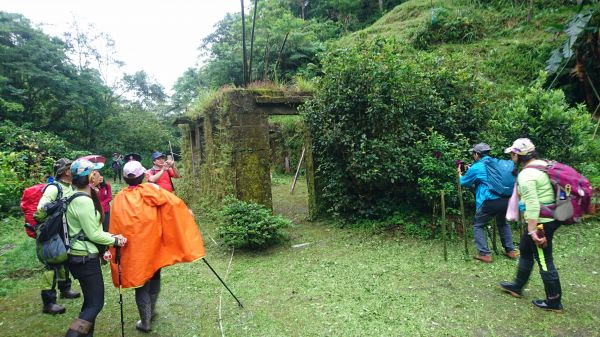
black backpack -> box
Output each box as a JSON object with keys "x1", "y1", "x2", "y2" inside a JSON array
[{"x1": 36, "y1": 192, "x2": 87, "y2": 265}]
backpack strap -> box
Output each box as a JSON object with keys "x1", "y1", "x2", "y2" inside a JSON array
[
  {"x1": 42, "y1": 182, "x2": 63, "y2": 201},
  {"x1": 64, "y1": 193, "x2": 93, "y2": 250}
]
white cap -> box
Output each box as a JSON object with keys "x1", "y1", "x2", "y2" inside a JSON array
[{"x1": 123, "y1": 160, "x2": 146, "y2": 178}]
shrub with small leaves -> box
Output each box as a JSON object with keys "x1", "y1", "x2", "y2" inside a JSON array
[{"x1": 216, "y1": 196, "x2": 292, "y2": 249}]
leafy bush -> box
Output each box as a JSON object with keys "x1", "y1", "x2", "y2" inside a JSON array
[
  {"x1": 484, "y1": 73, "x2": 600, "y2": 179},
  {"x1": 216, "y1": 196, "x2": 292, "y2": 249},
  {"x1": 302, "y1": 38, "x2": 487, "y2": 220},
  {"x1": 0, "y1": 121, "x2": 84, "y2": 214},
  {"x1": 413, "y1": 8, "x2": 483, "y2": 49}
]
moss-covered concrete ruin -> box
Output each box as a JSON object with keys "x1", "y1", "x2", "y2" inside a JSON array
[{"x1": 177, "y1": 88, "x2": 321, "y2": 216}]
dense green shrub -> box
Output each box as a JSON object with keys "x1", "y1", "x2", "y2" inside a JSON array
[
  {"x1": 302, "y1": 38, "x2": 487, "y2": 220},
  {"x1": 413, "y1": 8, "x2": 483, "y2": 49},
  {"x1": 216, "y1": 196, "x2": 292, "y2": 249},
  {"x1": 484, "y1": 74, "x2": 600, "y2": 180},
  {"x1": 0, "y1": 121, "x2": 84, "y2": 214}
]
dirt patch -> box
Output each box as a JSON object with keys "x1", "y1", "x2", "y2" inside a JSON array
[
  {"x1": 0, "y1": 243, "x2": 15, "y2": 255},
  {"x1": 8, "y1": 268, "x2": 37, "y2": 279}
]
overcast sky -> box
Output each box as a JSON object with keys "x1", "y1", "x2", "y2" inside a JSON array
[{"x1": 1, "y1": 0, "x2": 243, "y2": 94}]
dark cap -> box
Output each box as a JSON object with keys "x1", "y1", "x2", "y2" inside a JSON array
[
  {"x1": 151, "y1": 151, "x2": 166, "y2": 161},
  {"x1": 469, "y1": 143, "x2": 491, "y2": 154},
  {"x1": 53, "y1": 158, "x2": 72, "y2": 176}
]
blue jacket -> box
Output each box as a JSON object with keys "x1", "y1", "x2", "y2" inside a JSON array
[{"x1": 460, "y1": 156, "x2": 500, "y2": 209}]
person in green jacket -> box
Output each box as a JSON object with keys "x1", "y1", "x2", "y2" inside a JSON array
[
  {"x1": 34, "y1": 158, "x2": 81, "y2": 315},
  {"x1": 63, "y1": 159, "x2": 127, "y2": 337},
  {"x1": 499, "y1": 138, "x2": 563, "y2": 312}
]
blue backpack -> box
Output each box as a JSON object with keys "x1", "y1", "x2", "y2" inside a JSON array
[{"x1": 483, "y1": 157, "x2": 516, "y2": 197}]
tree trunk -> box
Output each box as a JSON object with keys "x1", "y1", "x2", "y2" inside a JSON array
[{"x1": 378, "y1": 0, "x2": 383, "y2": 12}]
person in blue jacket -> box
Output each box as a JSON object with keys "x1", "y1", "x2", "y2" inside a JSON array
[{"x1": 458, "y1": 143, "x2": 517, "y2": 263}]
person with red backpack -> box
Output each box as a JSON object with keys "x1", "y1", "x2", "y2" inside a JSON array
[
  {"x1": 499, "y1": 138, "x2": 567, "y2": 312},
  {"x1": 33, "y1": 158, "x2": 81, "y2": 314},
  {"x1": 146, "y1": 151, "x2": 180, "y2": 193}
]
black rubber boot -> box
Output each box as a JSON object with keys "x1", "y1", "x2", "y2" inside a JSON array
[
  {"x1": 135, "y1": 284, "x2": 152, "y2": 332},
  {"x1": 149, "y1": 278, "x2": 161, "y2": 321},
  {"x1": 65, "y1": 318, "x2": 93, "y2": 337},
  {"x1": 58, "y1": 278, "x2": 81, "y2": 299},
  {"x1": 41, "y1": 290, "x2": 66, "y2": 315},
  {"x1": 499, "y1": 259, "x2": 532, "y2": 298}
]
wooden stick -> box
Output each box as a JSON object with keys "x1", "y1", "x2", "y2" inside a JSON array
[
  {"x1": 290, "y1": 147, "x2": 306, "y2": 194},
  {"x1": 457, "y1": 171, "x2": 468, "y2": 257},
  {"x1": 441, "y1": 190, "x2": 447, "y2": 262}
]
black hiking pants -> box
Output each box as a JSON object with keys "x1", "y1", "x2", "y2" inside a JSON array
[{"x1": 69, "y1": 256, "x2": 104, "y2": 324}]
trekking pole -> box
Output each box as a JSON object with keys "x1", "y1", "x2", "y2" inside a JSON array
[
  {"x1": 441, "y1": 190, "x2": 447, "y2": 262},
  {"x1": 492, "y1": 222, "x2": 498, "y2": 255},
  {"x1": 115, "y1": 246, "x2": 125, "y2": 337},
  {"x1": 456, "y1": 169, "x2": 468, "y2": 257},
  {"x1": 203, "y1": 258, "x2": 244, "y2": 308}
]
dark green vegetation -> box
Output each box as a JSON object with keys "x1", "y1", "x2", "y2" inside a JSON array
[
  {"x1": 216, "y1": 196, "x2": 293, "y2": 249},
  {"x1": 1, "y1": 176, "x2": 600, "y2": 336},
  {"x1": 301, "y1": 1, "x2": 600, "y2": 223}
]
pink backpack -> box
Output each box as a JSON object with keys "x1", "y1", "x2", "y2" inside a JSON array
[{"x1": 527, "y1": 161, "x2": 592, "y2": 224}]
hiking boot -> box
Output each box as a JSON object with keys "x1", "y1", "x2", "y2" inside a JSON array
[
  {"x1": 532, "y1": 299, "x2": 563, "y2": 313},
  {"x1": 498, "y1": 281, "x2": 523, "y2": 298},
  {"x1": 65, "y1": 318, "x2": 93, "y2": 337},
  {"x1": 43, "y1": 302, "x2": 66, "y2": 315},
  {"x1": 41, "y1": 289, "x2": 66, "y2": 314},
  {"x1": 60, "y1": 289, "x2": 81, "y2": 299},
  {"x1": 474, "y1": 254, "x2": 492, "y2": 263},
  {"x1": 504, "y1": 250, "x2": 519, "y2": 260},
  {"x1": 136, "y1": 319, "x2": 152, "y2": 333}
]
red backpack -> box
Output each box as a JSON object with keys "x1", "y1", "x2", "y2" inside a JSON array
[
  {"x1": 527, "y1": 161, "x2": 592, "y2": 224},
  {"x1": 20, "y1": 183, "x2": 61, "y2": 238}
]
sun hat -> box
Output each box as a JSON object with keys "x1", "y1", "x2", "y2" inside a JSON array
[
  {"x1": 469, "y1": 143, "x2": 491, "y2": 154},
  {"x1": 70, "y1": 159, "x2": 104, "y2": 177},
  {"x1": 123, "y1": 160, "x2": 146, "y2": 178},
  {"x1": 151, "y1": 151, "x2": 166, "y2": 161},
  {"x1": 124, "y1": 153, "x2": 142, "y2": 162},
  {"x1": 504, "y1": 138, "x2": 536, "y2": 155},
  {"x1": 53, "y1": 158, "x2": 73, "y2": 176}
]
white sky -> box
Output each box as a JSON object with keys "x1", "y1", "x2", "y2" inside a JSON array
[{"x1": 1, "y1": 0, "x2": 243, "y2": 94}]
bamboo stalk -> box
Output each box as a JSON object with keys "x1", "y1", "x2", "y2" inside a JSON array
[{"x1": 441, "y1": 190, "x2": 447, "y2": 262}]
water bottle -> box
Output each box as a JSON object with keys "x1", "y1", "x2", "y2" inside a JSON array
[{"x1": 559, "y1": 190, "x2": 566, "y2": 200}]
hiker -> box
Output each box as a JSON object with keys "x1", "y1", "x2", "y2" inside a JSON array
[
  {"x1": 110, "y1": 153, "x2": 123, "y2": 183},
  {"x1": 64, "y1": 159, "x2": 127, "y2": 337},
  {"x1": 93, "y1": 172, "x2": 112, "y2": 232},
  {"x1": 146, "y1": 151, "x2": 180, "y2": 193},
  {"x1": 458, "y1": 143, "x2": 517, "y2": 263},
  {"x1": 110, "y1": 160, "x2": 205, "y2": 332},
  {"x1": 34, "y1": 158, "x2": 81, "y2": 315},
  {"x1": 499, "y1": 138, "x2": 563, "y2": 312}
]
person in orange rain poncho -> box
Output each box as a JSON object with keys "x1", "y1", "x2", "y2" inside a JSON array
[{"x1": 109, "y1": 160, "x2": 205, "y2": 333}]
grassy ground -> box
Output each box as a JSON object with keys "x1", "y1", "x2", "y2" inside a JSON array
[{"x1": 1, "y1": 175, "x2": 599, "y2": 336}]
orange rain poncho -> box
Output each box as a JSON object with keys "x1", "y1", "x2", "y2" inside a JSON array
[{"x1": 108, "y1": 183, "x2": 205, "y2": 288}]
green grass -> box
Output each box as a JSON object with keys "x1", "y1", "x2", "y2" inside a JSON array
[{"x1": 1, "y1": 175, "x2": 599, "y2": 336}]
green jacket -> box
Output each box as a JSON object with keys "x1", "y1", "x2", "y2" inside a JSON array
[
  {"x1": 518, "y1": 159, "x2": 555, "y2": 223},
  {"x1": 66, "y1": 193, "x2": 115, "y2": 256}
]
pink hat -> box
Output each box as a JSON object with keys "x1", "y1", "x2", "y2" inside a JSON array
[{"x1": 123, "y1": 160, "x2": 146, "y2": 178}]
